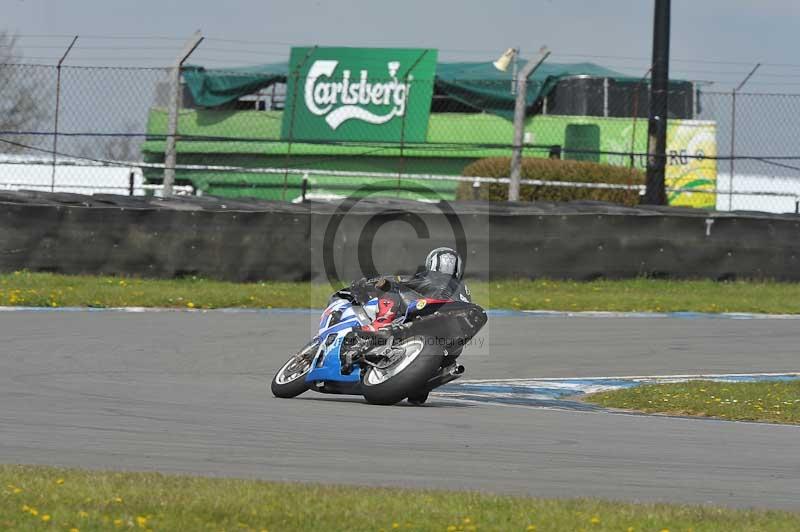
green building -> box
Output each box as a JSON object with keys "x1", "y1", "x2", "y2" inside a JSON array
[{"x1": 143, "y1": 48, "x2": 715, "y2": 207}]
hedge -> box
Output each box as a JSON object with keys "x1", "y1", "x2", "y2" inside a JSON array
[{"x1": 457, "y1": 157, "x2": 644, "y2": 204}]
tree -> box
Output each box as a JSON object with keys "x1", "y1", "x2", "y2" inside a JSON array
[
  {"x1": 78, "y1": 120, "x2": 143, "y2": 163},
  {"x1": 0, "y1": 32, "x2": 50, "y2": 154}
]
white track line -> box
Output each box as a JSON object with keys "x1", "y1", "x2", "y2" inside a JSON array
[{"x1": 457, "y1": 372, "x2": 800, "y2": 383}]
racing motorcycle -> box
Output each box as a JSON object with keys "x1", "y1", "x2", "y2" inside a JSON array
[{"x1": 270, "y1": 283, "x2": 487, "y2": 405}]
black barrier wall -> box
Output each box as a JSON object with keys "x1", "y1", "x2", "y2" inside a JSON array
[{"x1": 1, "y1": 191, "x2": 799, "y2": 282}]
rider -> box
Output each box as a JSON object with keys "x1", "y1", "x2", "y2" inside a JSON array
[
  {"x1": 403, "y1": 247, "x2": 471, "y2": 303},
  {"x1": 348, "y1": 247, "x2": 471, "y2": 332}
]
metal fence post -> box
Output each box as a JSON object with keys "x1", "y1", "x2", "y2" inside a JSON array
[
  {"x1": 50, "y1": 35, "x2": 78, "y2": 193},
  {"x1": 163, "y1": 31, "x2": 203, "y2": 197},
  {"x1": 728, "y1": 90, "x2": 737, "y2": 211},
  {"x1": 508, "y1": 48, "x2": 550, "y2": 201},
  {"x1": 472, "y1": 179, "x2": 481, "y2": 200}
]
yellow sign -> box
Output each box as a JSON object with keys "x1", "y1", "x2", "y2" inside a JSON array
[{"x1": 665, "y1": 121, "x2": 717, "y2": 208}]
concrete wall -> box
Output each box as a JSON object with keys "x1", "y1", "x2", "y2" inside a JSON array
[{"x1": 1, "y1": 191, "x2": 799, "y2": 282}]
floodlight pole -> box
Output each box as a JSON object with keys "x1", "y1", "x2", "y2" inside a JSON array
[
  {"x1": 508, "y1": 48, "x2": 550, "y2": 201},
  {"x1": 163, "y1": 31, "x2": 204, "y2": 197},
  {"x1": 643, "y1": 0, "x2": 670, "y2": 205}
]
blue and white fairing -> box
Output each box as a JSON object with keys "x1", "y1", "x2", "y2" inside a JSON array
[{"x1": 304, "y1": 297, "x2": 377, "y2": 385}]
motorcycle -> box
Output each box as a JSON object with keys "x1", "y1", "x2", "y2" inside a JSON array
[{"x1": 270, "y1": 283, "x2": 487, "y2": 405}]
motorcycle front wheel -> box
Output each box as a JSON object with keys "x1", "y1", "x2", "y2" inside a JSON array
[
  {"x1": 361, "y1": 336, "x2": 443, "y2": 406},
  {"x1": 271, "y1": 341, "x2": 317, "y2": 398}
]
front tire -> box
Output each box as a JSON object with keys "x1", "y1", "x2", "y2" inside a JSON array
[
  {"x1": 361, "y1": 336, "x2": 443, "y2": 405},
  {"x1": 271, "y1": 342, "x2": 317, "y2": 398}
]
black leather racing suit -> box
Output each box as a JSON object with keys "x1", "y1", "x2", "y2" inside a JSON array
[
  {"x1": 341, "y1": 272, "x2": 473, "y2": 358},
  {"x1": 349, "y1": 270, "x2": 471, "y2": 306}
]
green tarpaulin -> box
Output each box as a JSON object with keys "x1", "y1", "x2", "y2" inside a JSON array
[
  {"x1": 434, "y1": 61, "x2": 625, "y2": 120},
  {"x1": 183, "y1": 63, "x2": 288, "y2": 108},
  {"x1": 183, "y1": 60, "x2": 628, "y2": 120}
]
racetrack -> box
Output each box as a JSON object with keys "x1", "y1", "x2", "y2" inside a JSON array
[{"x1": 1, "y1": 310, "x2": 799, "y2": 509}]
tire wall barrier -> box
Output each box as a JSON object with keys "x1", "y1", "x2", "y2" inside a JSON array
[{"x1": 1, "y1": 192, "x2": 799, "y2": 282}]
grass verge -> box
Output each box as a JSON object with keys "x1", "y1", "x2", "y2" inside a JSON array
[
  {"x1": 2, "y1": 465, "x2": 799, "y2": 531},
  {"x1": 585, "y1": 380, "x2": 800, "y2": 424},
  {"x1": 2, "y1": 272, "x2": 800, "y2": 313}
]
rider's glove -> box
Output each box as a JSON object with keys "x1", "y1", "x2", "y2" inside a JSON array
[{"x1": 351, "y1": 276, "x2": 392, "y2": 303}]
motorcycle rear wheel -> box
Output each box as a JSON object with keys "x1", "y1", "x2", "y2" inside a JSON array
[
  {"x1": 361, "y1": 336, "x2": 443, "y2": 406},
  {"x1": 271, "y1": 342, "x2": 317, "y2": 398}
]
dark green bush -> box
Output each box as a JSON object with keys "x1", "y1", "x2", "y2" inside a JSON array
[{"x1": 457, "y1": 157, "x2": 644, "y2": 205}]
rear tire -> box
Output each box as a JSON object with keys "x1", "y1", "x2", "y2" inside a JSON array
[
  {"x1": 271, "y1": 342, "x2": 317, "y2": 398},
  {"x1": 362, "y1": 336, "x2": 443, "y2": 406}
]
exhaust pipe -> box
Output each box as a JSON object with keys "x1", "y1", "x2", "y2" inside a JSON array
[
  {"x1": 425, "y1": 363, "x2": 465, "y2": 391},
  {"x1": 449, "y1": 364, "x2": 466, "y2": 376}
]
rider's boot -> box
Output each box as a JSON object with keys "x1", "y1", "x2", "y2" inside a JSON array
[{"x1": 407, "y1": 391, "x2": 429, "y2": 405}]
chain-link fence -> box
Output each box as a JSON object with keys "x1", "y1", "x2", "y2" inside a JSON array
[
  {"x1": 1, "y1": 60, "x2": 800, "y2": 213},
  {"x1": 697, "y1": 91, "x2": 800, "y2": 213}
]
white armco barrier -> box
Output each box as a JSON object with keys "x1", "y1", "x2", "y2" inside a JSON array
[
  {"x1": 1, "y1": 154, "x2": 798, "y2": 212},
  {"x1": 716, "y1": 173, "x2": 800, "y2": 214},
  {"x1": 0, "y1": 155, "x2": 192, "y2": 196},
  {"x1": 0, "y1": 155, "x2": 145, "y2": 196}
]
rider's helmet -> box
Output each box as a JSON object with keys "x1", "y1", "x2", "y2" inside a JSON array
[{"x1": 425, "y1": 247, "x2": 463, "y2": 280}]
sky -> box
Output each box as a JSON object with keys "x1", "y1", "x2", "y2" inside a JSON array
[{"x1": 4, "y1": 0, "x2": 800, "y2": 92}]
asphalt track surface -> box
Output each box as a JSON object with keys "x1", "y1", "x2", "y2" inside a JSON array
[{"x1": 2, "y1": 310, "x2": 799, "y2": 510}]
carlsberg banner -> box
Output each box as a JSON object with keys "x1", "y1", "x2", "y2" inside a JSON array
[{"x1": 281, "y1": 47, "x2": 438, "y2": 142}]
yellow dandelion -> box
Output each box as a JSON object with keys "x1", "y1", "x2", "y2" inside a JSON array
[
  {"x1": 392, "y1": 523, "x2": 400, "y2": 529},
  {"x1": 12, "y1": 487, "x2": 22, "y2": 494},
  {"x1": 56, "y1": 478, "x2": 65, "y2": 485},
  {"x1": 78, "y1": 511, "x2": 89, "y2": 518},
  {"x1": 30, "y1": 508, "x2": 39, "y2": 516},
  {"x1": 70, "y1": 528, "x2": 80, "y2": 532},
  {"x1": 187, "y1": 301, "x2": 195, "y2": 308},
  {"x1": 627, "y1": 528, "x2": 635, "y2": 532},
  {"x1": 113, "y1": 518, "x2": 123, "y2": 527},
  {"x1": 447, "y1": 526, "x2": 457, "y2": 532},
  {"x1": 137, "y1": 516, "x2": 148, "y2": 528},
  {"x1": 660, "y1": 529, "x2": 669, "y2": 532},
  {"x1": 590, "y1": 515, "x2": 600, "y2": 525},
  {"x1": 21, "y1": 504, "x2": 30, "y2": 512},
  {"x1": 463, "y1": 517, "x2": 472, "y2": 524},
  {"x1": 41, "y1": 514, "x2": 51, "y2": 522},
  {"x1": 112, "y1": 496, "x2": 123, "y2": 503},
  {"x1": 527, "y1": 526, "x2": 537, "y2": 531}
]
